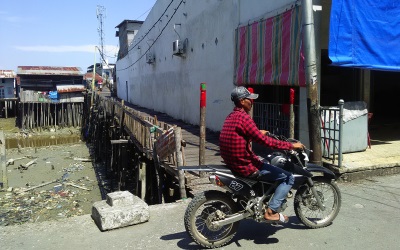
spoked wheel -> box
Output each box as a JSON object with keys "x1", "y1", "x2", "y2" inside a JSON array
[
  {"x1": 294, "y1": 177, "x2": 341, "y2": 228},
  {"x1": 184, "y1": 190, "x2": 239, "y2": 249}
]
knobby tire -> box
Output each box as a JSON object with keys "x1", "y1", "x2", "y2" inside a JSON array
[
  {"x1": 184, "y1": 190, "x2": 239, "y2": 249},
  {"x1": 294, "y1": 177, "x2": 341, "y2": 228}
]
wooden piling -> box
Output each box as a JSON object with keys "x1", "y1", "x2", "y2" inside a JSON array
[
  {"x1": 153, "y1": 145, "x2": 164, "y2": 203},
  {"x1": 174, "y1": 127, "x2": 187, "y2": 199},
  {"x1": 1, "y1": 131, "x2": 7, "y2": 189},
  {"x1": 140, "y1": 161, "x2": 146, "y2": 199}
]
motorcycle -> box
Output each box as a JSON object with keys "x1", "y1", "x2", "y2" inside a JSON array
[{"x1": 180, "y1": 134, "x2": 341, "y2": 249}]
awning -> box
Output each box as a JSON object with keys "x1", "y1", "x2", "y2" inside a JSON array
[
  {"x1": 329, "y1": 0, "x2": 400, "y2": 71},
  {"x1": 234, "y1": 5, "x2": 306, "y2": 86}
]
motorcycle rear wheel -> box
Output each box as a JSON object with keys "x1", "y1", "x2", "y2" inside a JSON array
[
  {"x1": 184, "y1": 190, "x2": 239, "y2": 249},
  {"x1": 294, "y1": 177, "x2": 341, "y2": 228}
]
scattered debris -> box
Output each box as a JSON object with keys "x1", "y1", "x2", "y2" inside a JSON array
[
  {"x1": 16, "y1": 179, "x2": 58, "y2": 194},
  {"x1": 18, "y1": 158, "x2": 38, "y2": 170},
  {"x1": 6, "y1": 157, "x2": 27, "y2": 166},
  {"x1": 0, "y1": 188, "x2": 86, "y2": 226},
  {"x1": 63, "y1": 163, "x2": 85, "y2": 173},
  {"x1": 73, "y1": 157, "x2": 92, "y2": 162},
  {"x1": 65, "y1": 182, "x2": 91, "y2": 191},
  {"x1": 1, "y1": 138, "x2": 103, "y2": 227}
]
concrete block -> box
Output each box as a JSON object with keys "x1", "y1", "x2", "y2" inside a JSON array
[
  {"x1": 92, "y1": 191, "x2": 149, "y2": 231},
  {"x1": 106, "y1": 190, "x2": 136, "y2": 207}
]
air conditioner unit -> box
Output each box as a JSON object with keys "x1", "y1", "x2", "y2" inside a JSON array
[
  {"x1": 172, "y1": 39, "x2": 184, "y2": 56},
  {"x1": 146, "y1": 52, "x2": 155, "y2": 64}
]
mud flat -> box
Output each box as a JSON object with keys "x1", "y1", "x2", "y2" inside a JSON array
[{"x1": 0, "y1": 119, "x2": 103, "y2": 226}]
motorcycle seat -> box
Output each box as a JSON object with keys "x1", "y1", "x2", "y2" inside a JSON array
[{"x1": 178, "y1": 164, "x2": 233, "y2": 174}]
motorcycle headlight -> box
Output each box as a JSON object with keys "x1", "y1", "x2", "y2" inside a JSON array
[{"x1": 302, "y1": 152, "x2": 309, "y2": 163}]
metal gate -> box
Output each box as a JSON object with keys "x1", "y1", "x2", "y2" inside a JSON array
[
  {"x1": 253, "y1": 102, "x2": 298, "y2": 139},
  {"x1": 320, "y1": 100, "x2": 344, "y2": 167}
]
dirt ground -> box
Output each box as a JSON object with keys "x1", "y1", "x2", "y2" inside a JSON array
[{"x1": 0, "y1": 118, "x2": 103, "y2": 226}]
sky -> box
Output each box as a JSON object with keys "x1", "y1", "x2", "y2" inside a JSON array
[{"x1": 0, "y1": 0, "x2": 157, "y2": 73}]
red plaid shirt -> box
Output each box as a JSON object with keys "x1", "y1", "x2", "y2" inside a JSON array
[{"x1": 219, "y1": 107, "x2": 294, "y2": 176}]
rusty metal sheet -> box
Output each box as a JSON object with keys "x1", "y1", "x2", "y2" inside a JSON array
[
  {"x1": 0, "y1": 70, "x2": 16, "y2": 78},
  {"x1": 17, "y1": 66, "x2": 83, "y2": 76},
  {"x1": 56, "y1": 84, "x2": 85, "y2": 93},
  {"x1": 83, "y1": 72, "x2": 102, "y2": 81}
]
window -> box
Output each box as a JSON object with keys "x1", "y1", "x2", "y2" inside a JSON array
[{"x1": 0, "y1": 88, "x2": 5, "y2": 98}]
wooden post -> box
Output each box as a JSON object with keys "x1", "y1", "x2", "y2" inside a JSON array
[
  {"x1": 289, "y1": 88, "x2": 295, "y2": 138},
  {"x1": 5, "y1": 101, "x2": 8, "y2": 118},
  {"x1": 140, "y1": 161, "x2": 146, "y2": 199},
  {"x1": 1, "y1": 131, "x2": 7, "y2": 189},
  {"x1": 248, "y1": 87, "x2": 254, "y2": 119},
  {"x1": 174, "y1": 127, "x2": 187, "y2": 199},
  {"x1": 153, "y1": 144, "x2": 164, "y2": 204},
  {"x1": 248, "y1": 87, "x2": 254, "y2": 147},
  {"x1": 119, "y1": 100, "x2": 125, "y2": 136},
  {"x1": 55, "y1": 103, "x2": 57, "y2": 130},
  {"x1": 21, "y1": 103, "x2": 24, "y2": 129},
  {"x1": 302, "y1": 0, "x2": 322, "y2": 164},
  {"x1": 135, "y1": 161, "x2": 140, "y2": 196},
  {"x1": 199, "y1": 83, "x2": 206, "y2": 177}
]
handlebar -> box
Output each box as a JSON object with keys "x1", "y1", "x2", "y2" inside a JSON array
[{"x1": 265, "y1": 132, "x2": 313, "y2": 153}]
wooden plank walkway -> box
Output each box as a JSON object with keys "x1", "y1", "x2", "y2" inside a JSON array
[{"x1": 108, "y1": 97, "x2": 223, "y2": 195}]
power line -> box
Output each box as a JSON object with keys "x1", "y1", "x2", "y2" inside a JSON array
[
  {"x1": 126, "y1": 0, "x2": 175, "y2": 54},
  {"x1": 117, "y1": 0, "x2": 184, "y2": 71},
  {"x1": 115, "y1": 0, "x2": 174, "y2": 60},
  {"x1": 135, "y1": 7, "x2": 153, "y2": 21}
]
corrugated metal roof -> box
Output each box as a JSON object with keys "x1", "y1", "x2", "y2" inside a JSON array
[
  {"x1": 17, "y1": 66, "x2": 83, "y2": 76},
  {"x1": 0, "y1": 70, "x2": 16, "y2": 78},
  {"x1": 83, "y1": 72, "x2": 103, "y2": 81},
  {"x1": 56, "y1": 84, "x2": 86, "y2": 93}
]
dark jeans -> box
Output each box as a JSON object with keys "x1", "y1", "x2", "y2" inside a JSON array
[{"x1": 256, "y1": 163, "x2": 294, "y2": 212}]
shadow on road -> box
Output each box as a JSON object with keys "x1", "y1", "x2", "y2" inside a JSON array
[{"x1": 160, "y1": 215, "x2": 309, "y2": 249}]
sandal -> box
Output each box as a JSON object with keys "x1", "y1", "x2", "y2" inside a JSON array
[{"x1": 264, "y1": 213, "x2": 289, "y2": 224}]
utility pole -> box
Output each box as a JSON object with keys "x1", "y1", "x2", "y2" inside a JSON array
[
  {"x1": 96, "y1": 5, "x2": 106, "y2": 63},
  {"x1": 96, "y1": 5, "x2": 107, "y2": 89},
  {"x1": 302, "y1": 0, "x2": 322, "y2": 164}
]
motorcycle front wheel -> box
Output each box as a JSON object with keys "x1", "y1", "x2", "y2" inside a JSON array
[
  {"x1": 184, "y1": 190, "x2": 239, "y2": 249},
  {"x1": 294, "y1": 177, "x2": 341, "y2": 228}
]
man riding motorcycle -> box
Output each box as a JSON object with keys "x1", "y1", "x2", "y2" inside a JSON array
[{"x1": 219, "y1": 86, "x2": 304, "y2": 223}]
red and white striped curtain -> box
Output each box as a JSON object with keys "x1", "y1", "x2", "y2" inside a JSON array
[{"x1": 234, "y1": 5, "x2": 306, "y2": 87}]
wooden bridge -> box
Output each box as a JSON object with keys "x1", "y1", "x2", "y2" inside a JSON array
[{"x1": 86, "y1": 93, "x2": 222, "y2": 204}]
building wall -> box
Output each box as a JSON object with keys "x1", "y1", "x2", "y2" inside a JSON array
[
  {"x1": 116, "y1": 0, "x2": 300, "y2": 132},
  {"x1": 0, "y1": 78, "x2": 15, "y2": 98},
  {"x1": 118, "y1": 22, "x2": 143, "y2": 59}
]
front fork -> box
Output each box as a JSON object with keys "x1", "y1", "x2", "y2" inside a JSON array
[{"x1": 307, "y1": 177, "x2": 326, "y2": 211}]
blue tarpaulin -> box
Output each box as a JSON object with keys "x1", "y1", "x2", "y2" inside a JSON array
[
  {"x1": 49, "y1": 91, "x2": 58, "y2": 100},
  {"x1": 329, "y1": 0, "x2": 400, "y2": 71}
]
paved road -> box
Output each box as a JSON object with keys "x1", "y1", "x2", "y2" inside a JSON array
[{"x1": 1, "y1": 174, "x2": 400, "y2": 250}]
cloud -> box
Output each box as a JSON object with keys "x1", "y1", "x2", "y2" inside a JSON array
[
  {"x1": 14, "y1": 45, "x2": 119, "y2": 55},
  {"x1": 0, "y1": 12, "x2": 25, "y2": 23},
  {"x1": 3, "y1": 16, "x2": 24, "y2": 23}
]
